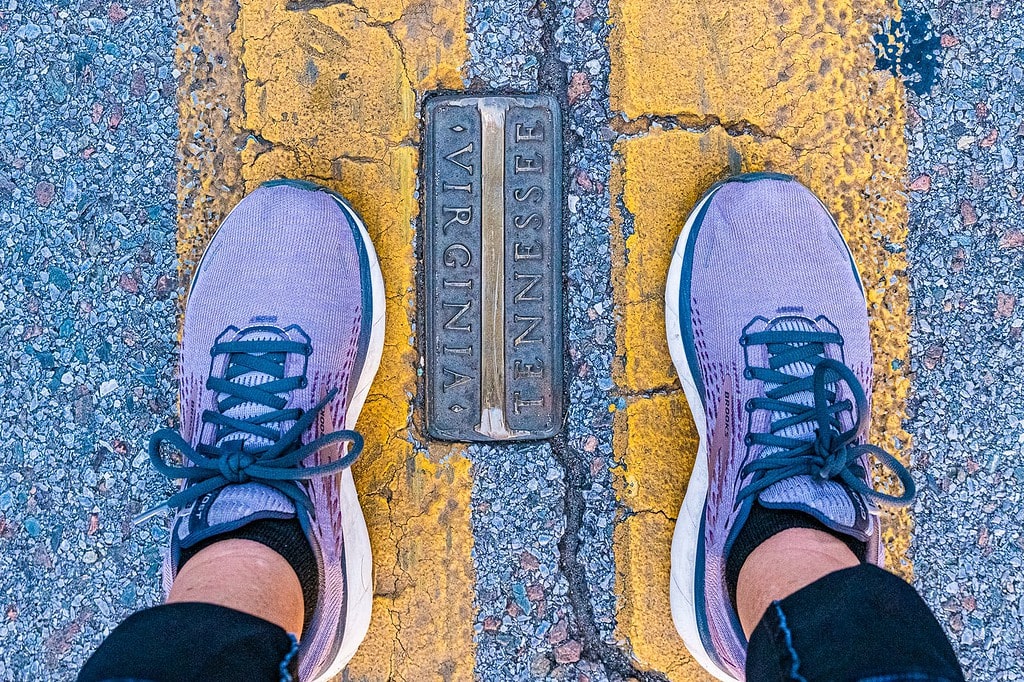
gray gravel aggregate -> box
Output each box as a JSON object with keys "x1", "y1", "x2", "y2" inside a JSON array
[
  {"x1": 0, "y1": 0, "x2": 178, "y2": 678},
  {"x1": 466, "y1": 0, "x2": 624, "y2": 678},
  {"x1": 904, "y1": 2, "x2": 1024, "y2": 679},
  {"x1": 552, "y1": 0, "x2": 621, "y2": 649},
  {"x1": 472, "y1": 443, "x2": 585, "y2": 680},
  {"x1": 466, "y1": 0, "x2": 544, "y2": 91}
]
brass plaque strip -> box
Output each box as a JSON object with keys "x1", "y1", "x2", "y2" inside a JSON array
[{"x1": 476, "y1": 100, "x2": 521, "y2": 439}]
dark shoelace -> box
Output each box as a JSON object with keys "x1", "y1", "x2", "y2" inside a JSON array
[
  {"x1": 736, "y1": 328, "x2": 915, "y2": 506},
  {"x1": 134, "y1": 337, "x2": 362, "y2": 525}
]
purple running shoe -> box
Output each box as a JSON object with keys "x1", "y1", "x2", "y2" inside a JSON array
[
  {"x1": 135, "y1": 180, "x2": 385, "y2": 682},
  {"x1": 664, "y1": 173, "x2": 914, "y2": 680}
]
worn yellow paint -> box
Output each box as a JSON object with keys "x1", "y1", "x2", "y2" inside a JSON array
[
  {"x1": 608, "y1": 0, "x2": 912, "y2": 676},
  {"x1": 176, "y1": 0, "x2": 247, "y2": 276},
  {"x1": 176, "y1": 0, "x2": 473, "y2": 679}
]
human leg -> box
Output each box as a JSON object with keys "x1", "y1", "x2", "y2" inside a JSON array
[
  {"x1": 79, "y1": 180, "x2": 385, "y2": 682},
  {"x1": 735, "y1": 527, "x2": 857, "y2": 637},
  {"x1": 744, "y1": 563, "x2": 963, "y2": 682},
  {"x1": 166, "y1": 539, "x2": 304, "y2": 635},
  {"x1": 664, "y1": 173, "x2": 959, "y2": 681}
]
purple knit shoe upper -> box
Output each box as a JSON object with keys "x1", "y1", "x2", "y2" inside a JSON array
[
  {"x1": 669, "y1": 174, "x2": 914, "y2": 679},
  {"x1": 138, "y1": 180, "x2": 383, "y2": 681}
]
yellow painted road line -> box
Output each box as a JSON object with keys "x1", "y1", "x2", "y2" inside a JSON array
[
  {"x1": 176, "y1": 0, "x2": 474, "y2": 679},
  {"x1": 608, "y1": 0, "x2": 911, "y2": 677}
]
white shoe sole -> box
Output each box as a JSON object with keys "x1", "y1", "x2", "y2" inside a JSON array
[
  {"x1": 664, "y1": 184, "x2": 739, "y2": 682},
  {"x1": 309, "y1": 193, "x2": 386, "y2": 682}
]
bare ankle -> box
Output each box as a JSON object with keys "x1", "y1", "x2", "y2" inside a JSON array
[
  {"x1": 167, "y1": 539, "x2": 305, "y2": 637},
  {"x1": 736, "y1": 527, "x2": 859, "y2": 636}
]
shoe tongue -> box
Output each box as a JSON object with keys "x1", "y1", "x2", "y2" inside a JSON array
[
  {"x1": 172, "y1": 482, "x2": 296, "y2": 551},
  {"x1": 758, "y1": 475, "x2": 873, "y2": 541},
  {"x1": 756, "y1": 316, "x2": 872, "y2": 541},
  {"x1": 763, "y1": 316, "x2": 819, "y2": 446},
  {"x1": 216, "y1": 327, "x2": 297, "y2": 453}
]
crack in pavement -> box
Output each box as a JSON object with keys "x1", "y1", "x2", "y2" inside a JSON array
[
  {"x1": 609, "y1": 112, "x2": 783, "y2": 143},
  {"x1": 551, "y1": 438, "x2": 671, "y2": 682},
  {"x1": 539, "y1": 0, "x2": 670, "y2": 677},
  {"x1": 284, "y1": 0, "x2": 354, "y2": 11}
]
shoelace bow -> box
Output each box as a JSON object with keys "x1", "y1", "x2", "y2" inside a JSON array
[
  {"x1": 134, "y1": 337, "x2": 363, "y2": 525},
  {"x1": 736, "y1": 328, "x2": 915, "y2": 506}
]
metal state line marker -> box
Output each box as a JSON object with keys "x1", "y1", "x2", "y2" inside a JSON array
[{"x1": 424, "y1": 95, "x2": 563, "y2": 441}]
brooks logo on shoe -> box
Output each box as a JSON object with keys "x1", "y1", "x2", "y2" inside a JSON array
[{"x1": 735, "y1": 315, "x2": 915, "y2": 508}]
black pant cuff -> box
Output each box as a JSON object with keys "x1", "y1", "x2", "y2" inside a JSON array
[
  {"x1": 746, "y1": 564, "x2": 964, "y2": 682},
  {"x1": 78, "y1": 602, "x2": 298, "y2": 682}
]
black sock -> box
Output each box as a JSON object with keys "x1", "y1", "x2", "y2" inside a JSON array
[
  {"x1": 179, "y1": 518, "x2": 320, "y2": 629},
  {"x1": 724, "y1": 502, "x2": 867, "y2": 612}
]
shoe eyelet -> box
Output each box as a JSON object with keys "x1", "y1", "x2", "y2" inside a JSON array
[
  {"x1": 744, "y1": 435, "x2": 753, "y2": 446},
  {"x1": 743, "y1": 368, "x2": 754, "y2": 380},
  {"x1": 299, "y1": 378, "x2": 308, "y2": 388},
  {"x1": 745, "y1": 400, "x2": 755, "y2": 413}
]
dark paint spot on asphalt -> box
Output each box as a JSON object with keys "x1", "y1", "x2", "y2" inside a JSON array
[{"x1": 874, "y1": 11, "x2": 942, "y2": 95}]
